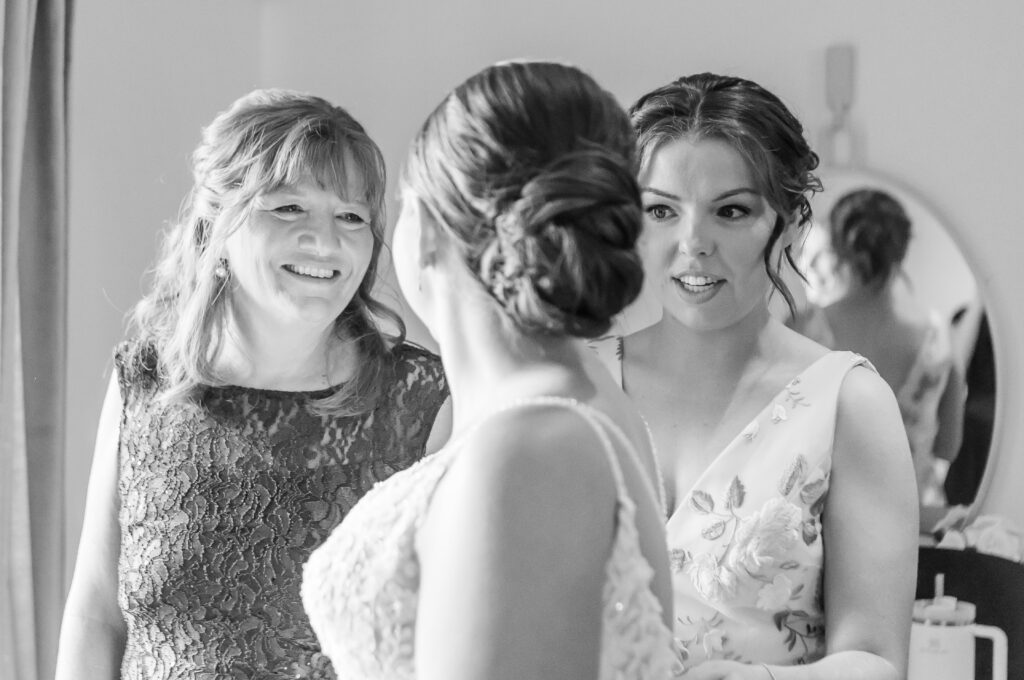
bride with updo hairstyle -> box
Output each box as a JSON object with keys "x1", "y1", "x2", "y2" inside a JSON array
[
  {"x1": 303, "y1": 61, "x2": 680, "y2": 679},
  {"x1": 405, "y1": 65, "x2": 645, "y2": 340},
  {"x1": 800, "y1": 188, "x2": 966, "y2": 511}
]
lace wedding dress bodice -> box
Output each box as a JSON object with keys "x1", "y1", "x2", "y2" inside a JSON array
[{"x1": 302, "y1": 397, "x2": 681, "y2": 679}]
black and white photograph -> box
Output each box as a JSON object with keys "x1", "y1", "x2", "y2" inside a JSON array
[{"x1": 1, "y1": 2, "x2": 1021, "y2": 679}]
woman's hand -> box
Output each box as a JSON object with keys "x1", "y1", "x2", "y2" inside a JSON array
[{"x1": 684, "y1": 660, "x2": 774, "y2": 679}]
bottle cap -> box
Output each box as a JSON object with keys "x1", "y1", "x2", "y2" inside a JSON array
[
  {"x1": 913, "y1": 599, "x2": 976, "y2": 625},
  {"x1": 912, "y1": 573, "x2": 976, "y2": 625}
]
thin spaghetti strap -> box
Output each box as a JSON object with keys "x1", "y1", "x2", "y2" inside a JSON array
[
  {"x1": 580, "y1": 407, "x2": 668, "y2": 518},
  {"x1": 442, "y1": 396, "x2": 659, "y2": 511},
  {"x1": 513, "y1": 397, "x2": 666, "y2": 517},
  {"x1": 609, "y1": 336, "x2": 669, "y2": 517},
  {"x1": 481, "y1": 396, "x2": 632, "y2": 493},
  {"x1": 639, "y1": 417, "x2": 669, "y2": 518},
  {"x1": 541, "y1": 399, "x2": 630, "y2": 495}
]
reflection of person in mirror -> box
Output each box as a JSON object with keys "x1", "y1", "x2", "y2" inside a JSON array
[
  {"x1": 794, "y1": 189, "x2": 967, "y2": 510},
  {"x1": 590, "y1": 73, "x2": 919, "y2": 679},
  {"x1": 54, "y1": 89, "x2": 451, "y2": 680},
  {"x1": 302, "y1": 61, "x2": 679, "y2": 679}
]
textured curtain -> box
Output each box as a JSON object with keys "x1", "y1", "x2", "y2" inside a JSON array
[{"x1": 1, "y1": 1, "x2": 71, "y2": 679}]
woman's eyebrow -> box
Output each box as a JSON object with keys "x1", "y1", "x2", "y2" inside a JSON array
[
  {"x1": 640, "y1": 187, "x2": 680, "y2": 200},
  {"x1": 712, "y1": 187, "x2": 759, "y2": 201}
]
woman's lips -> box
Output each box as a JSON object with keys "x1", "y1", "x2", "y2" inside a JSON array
[
  {"x1": 671, "y1": 274, "x2": 724, "y2": 300},
  {"x1": 282, "y1": 263, "x2": 340, "y2": 280}
]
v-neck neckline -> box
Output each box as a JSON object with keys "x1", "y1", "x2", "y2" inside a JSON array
[{"x1": 615, "y1": 340, "x2": 835, "y2": 522}]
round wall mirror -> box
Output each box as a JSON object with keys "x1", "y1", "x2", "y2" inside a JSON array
[{"x1": 788, "y1": 166, "x2": 996, "y2": 535}]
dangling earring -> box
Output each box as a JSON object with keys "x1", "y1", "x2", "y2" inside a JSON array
[
  {"x1": 418, "y1": 252, "x2": 436, "y2": 292},
  {"x1": 214, "y1": 258, "x2": 229, "y2": 279}
]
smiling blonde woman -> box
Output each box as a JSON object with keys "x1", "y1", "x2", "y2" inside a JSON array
[{"x1": 55, "y1": 89, "x2": 450, "y2": 680}]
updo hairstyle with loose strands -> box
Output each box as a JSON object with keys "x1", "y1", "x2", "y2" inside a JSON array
[
  {"x1": 402, "y1": 61, "x2": 645, "y2": 339},
  {"x1": 131, "y1": 88, "x2": 404, "y2": 416},
  {"x1": 827, "y1": 188, "x2": 912, "y2": 291},
  {"x1": 630, "y1": 73, "x2": 822, "y2": 317}
]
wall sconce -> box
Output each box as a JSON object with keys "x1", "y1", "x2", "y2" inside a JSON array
[{"x1": 822, "y1": 43, "x2": 858, "y2": 167}]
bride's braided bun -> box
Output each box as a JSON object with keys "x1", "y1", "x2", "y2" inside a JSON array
[{"x1": 403, "y1": 61, "x2": 643, "y2": 338}]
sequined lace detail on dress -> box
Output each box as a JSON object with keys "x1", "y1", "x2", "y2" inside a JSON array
[
  {"x1": 302, "y1": 397, "x2": 681, "y2": 679},
  {"x1": 114, "y1": 340, "x2": 448, "y2": 680}
]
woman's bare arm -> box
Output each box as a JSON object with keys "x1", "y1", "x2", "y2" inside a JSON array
[
  {"x1": 54, "y1": 374, "x2": 127, "y2": 680},
  {"x1": 933, "y1": 363, "x2": 967, "y2": 464}
]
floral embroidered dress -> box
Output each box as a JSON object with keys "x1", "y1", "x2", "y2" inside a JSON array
[
  {"x1": 592, "y1": 342, "x2": 871, "y2": 667},
  {"x1": 301, "y1": 397, "x2": 681, "y2": 679},
  {"x1": 114, "y1": 339, "x2": 448, "y2": 680}
]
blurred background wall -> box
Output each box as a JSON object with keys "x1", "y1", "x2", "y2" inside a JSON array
[{"x1": 67, "y1": 0, "x2": 1024, "y2": 582}]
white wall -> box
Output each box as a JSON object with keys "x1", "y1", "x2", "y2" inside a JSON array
[
  {"x1": 257, "y1": 0, "x2": 1024, "y2": 521},
  {"x1": 67, "y1": 0, "x2": 1024, "y2": 582},
  {"x1": 67, "y1": 1, "x2": 261, "y2": 580}
]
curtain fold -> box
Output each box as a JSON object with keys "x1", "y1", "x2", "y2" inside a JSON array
[{"x1": 1, "y1": 0, "x2": 71, "y2": 678}]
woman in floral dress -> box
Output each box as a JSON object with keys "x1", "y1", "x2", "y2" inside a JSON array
[{"x1": 594, "y1": 73, "x2": 919, "y2": 679}]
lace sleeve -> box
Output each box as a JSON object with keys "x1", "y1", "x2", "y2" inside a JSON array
[
  {"x1": 366, "y1": 344, "x2": 449, "y2": 475},
  {"x1": 113, "y1": 338, "x2": 161, "y2": 400}
]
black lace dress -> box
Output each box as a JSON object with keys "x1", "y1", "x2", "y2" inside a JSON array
[{"x1": 113, "y1": 340, "x2": 448, "y2": 679}]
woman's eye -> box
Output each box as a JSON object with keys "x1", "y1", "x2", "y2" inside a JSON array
[
  {"x1": 273, "y1": 204, "x2": 304, "y2": 215},
  {"x1": 717, "y1": 204, "x2": 751, "y2": 220},
  {"x1": 337, "y1": 212, "x2": 369, "y2": 228},
  {"x1": 644, "y1": 204, "x2": 675, "y2": 221}
]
